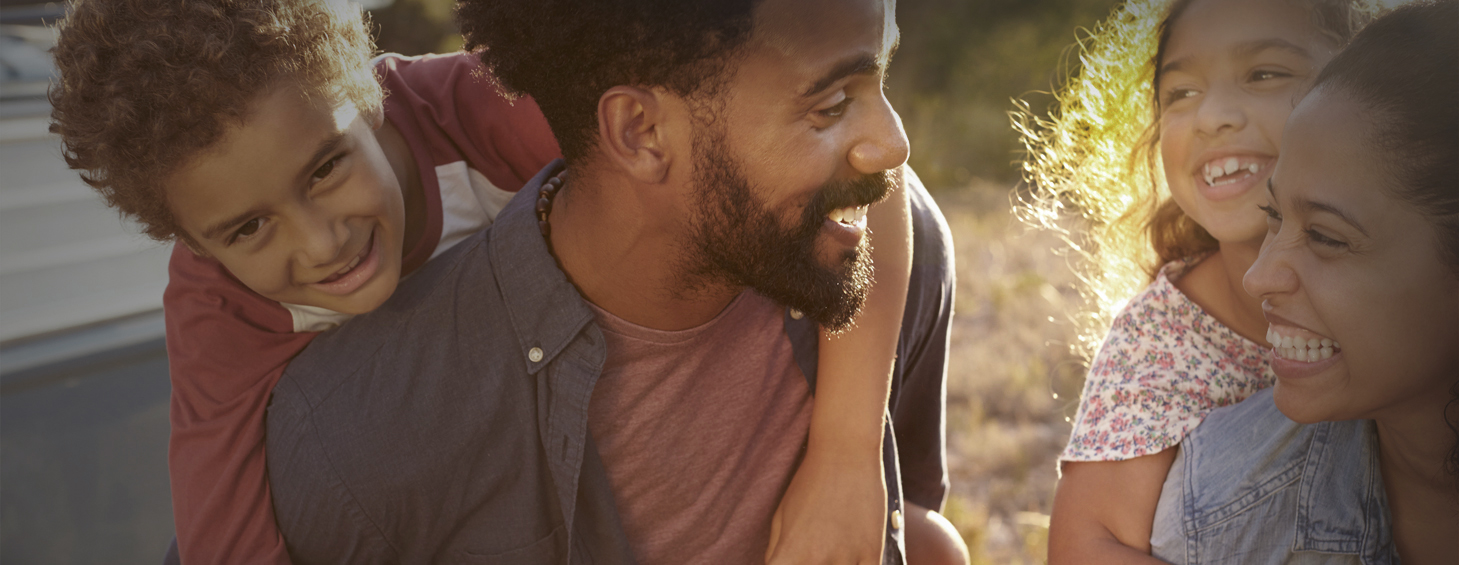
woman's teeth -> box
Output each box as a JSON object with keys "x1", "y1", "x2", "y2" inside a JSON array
[
  {"x1": 828, "y1": 205, "x2": 868, "y2": 226},
  {"x1": 1267, "y1": 327, "x2": 1340, "y2": 363},
  {"x1": 1202, "y1": 157, "x2": 1262, "y2": 187}
]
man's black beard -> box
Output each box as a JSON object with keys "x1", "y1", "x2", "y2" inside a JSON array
[{"x1": 681, "y1": 127, "x2": 895, "y2": 332}]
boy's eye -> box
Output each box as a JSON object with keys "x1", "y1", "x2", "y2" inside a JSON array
[
  {"x1": 311, "y1": 156, "x2": 340, "y2": 182},
  {"x1": 232, "y1": 218, "x2": 264, "y2": 243},
  {"x1": 1250, "y1": 69, "x2": 1291, "y2": 82}
]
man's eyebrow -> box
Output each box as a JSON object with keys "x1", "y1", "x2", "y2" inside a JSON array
[
  {"x1": 1160, "y1": 38, "x2": 1313, "y2": 76},
  {"x1": 1270, "y1": 178, "x2": 1370, "y2": 237},
  {"x1": 800, "y1": 53, "x2": 881, "y2": 99},
  {"x1": 200, "y1": 133, "x2": 347, "y2": 241}
]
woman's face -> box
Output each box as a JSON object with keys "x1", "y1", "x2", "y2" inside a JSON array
[
  {"x1": 1243, "y1": 89, "x2": 1459, "y2": 423},
  {"x1": 1158, "y1": 0, "x2": 1339, "y2": 245}
]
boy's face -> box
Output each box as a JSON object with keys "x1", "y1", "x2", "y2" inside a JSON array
[{"x1": 167, "y1": 83, "x2": 406, "y2": 315}]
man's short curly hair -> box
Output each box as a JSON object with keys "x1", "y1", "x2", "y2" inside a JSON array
[
  {"x1": 457, "y1": 0, "x2": 760, "y2": 165},
  {"x1": 49, "y1": 0, "x2": 382, "y2": 242}
]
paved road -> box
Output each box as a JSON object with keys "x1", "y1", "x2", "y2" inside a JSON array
[{"x1": 1, "y1": 338, "x2": 175, "y2": 564}]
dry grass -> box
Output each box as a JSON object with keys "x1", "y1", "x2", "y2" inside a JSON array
[{"x1": 934, "y1": 184, "x2": 1089, "y2": 564}]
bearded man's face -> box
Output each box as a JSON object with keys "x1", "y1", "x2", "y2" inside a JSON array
[{"x1": 682, "y1": 125, "x2": 894, "y2": 331}]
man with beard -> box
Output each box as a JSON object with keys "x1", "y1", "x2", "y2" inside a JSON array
[{"x1": 264, "y1": 0, "x2": 962, "y2": 563}]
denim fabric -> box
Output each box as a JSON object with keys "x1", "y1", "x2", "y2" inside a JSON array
[
  {"x1": 1151, "y1": 389, "x2": 1398, "y2": 565},
  {"x1": 265, "y1": 160, "x2": 955, "y2": 564}
]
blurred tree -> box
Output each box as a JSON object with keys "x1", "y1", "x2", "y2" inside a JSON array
[
  {"x1": 371, "y1": 0, "x2": 460, "y2": 55},
  {"x1": 888, "y1": 0, "x2": 1122, "y2": 189},
  {"x1": 369, "y1": 0, "x2": 1123, "y2": 189}
]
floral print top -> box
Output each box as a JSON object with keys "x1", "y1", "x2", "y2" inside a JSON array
[{"x1": 1060, "y1": 259, "x2": 1275, "y2": 462}]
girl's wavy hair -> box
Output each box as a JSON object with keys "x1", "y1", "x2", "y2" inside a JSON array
[
  {"x1": 1013, "y1": 0, "x2": 1381, "y2": 360},
  {"x1": 49, "y1": 0, "x2": 382, "y2": 243}
]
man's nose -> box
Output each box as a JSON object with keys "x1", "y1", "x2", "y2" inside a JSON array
[
  {"x1": 1194, "y1": 82, "x2": 1248, "y2": 138},
  {"x1": 849, "y1": 96, "x2": 910, "y2": 175},
  {"x1": 1243, "y1": 234, "x2": 1298, "y2": 300}
]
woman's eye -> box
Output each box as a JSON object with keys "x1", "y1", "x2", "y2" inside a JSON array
[
  {"x1": 1258, "y1": 204, "x2": 1282, "y2": 233},
  {"x1": 1305, "y1": 229, "x2": 1348, "y2": 249}
]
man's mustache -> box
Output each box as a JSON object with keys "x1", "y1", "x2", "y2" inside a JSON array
[{"x1": 799, "y1": 168, "x2": 898, "y2": 228}]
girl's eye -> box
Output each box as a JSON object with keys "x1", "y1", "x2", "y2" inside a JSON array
[
  {"x1": 232, "y1": 218, "x2": 264, "y2": 244},
  {"x1": 1163, "y1": 87, "x2": 1199, "y2": 106}
]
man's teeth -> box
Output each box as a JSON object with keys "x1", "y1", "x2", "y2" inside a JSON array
[
  {"x1": 829, "y1": 205, "x2": 868, "y2": 225},
  {"x1": 1267, "y1": 327, "x2": 1341, "y2": 362},
  {"x1": 1202, "y1": 158, "x2": 1262, "y2": 186}
]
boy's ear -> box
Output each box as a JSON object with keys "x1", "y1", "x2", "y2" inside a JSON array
[{"x1": 596, "y1": 86, "x2": 681, "y2": 184}]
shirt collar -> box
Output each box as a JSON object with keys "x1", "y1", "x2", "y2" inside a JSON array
[
  {"x1": 489, "y1": 159, "x2": 597, "y2": 374},
  {"x1": 1294, "y1": 419, "x2": 1396, "y2": 563}
]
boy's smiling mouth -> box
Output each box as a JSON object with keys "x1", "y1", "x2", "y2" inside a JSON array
[{"x1": 310, "y1": 228, "x2": 381, "y2": 296}]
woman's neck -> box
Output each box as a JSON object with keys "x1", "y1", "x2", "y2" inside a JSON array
[{"x1": 1375, "y1": 399, "x2": 1459, "y2": 564}]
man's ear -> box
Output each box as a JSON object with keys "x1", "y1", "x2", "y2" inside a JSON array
[{"x1": 596, "y1": 86, "x2": 677, "y2": 184}]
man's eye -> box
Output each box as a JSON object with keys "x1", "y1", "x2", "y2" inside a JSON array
[{"x1": 817, "y1": 97, "x2": 853, "y2": 119}]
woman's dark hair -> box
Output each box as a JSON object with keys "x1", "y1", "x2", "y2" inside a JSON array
[
  {"x1": 457, "y1": 0, "x2": 759, "y2": 165},
  {"x1": 1311, "y1": 0, "x2": 1459, "y2": 477},
  {"x1": 1142, "y1": 0, "x2": 1380, "y2": 268}
]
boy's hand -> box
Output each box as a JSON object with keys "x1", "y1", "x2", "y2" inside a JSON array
[{"x1": 765, "y1": 442, "x2": 887, "y2": 565}]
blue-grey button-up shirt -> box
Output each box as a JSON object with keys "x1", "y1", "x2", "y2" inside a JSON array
[
  {"x1": 266, "y1": 160, "x2": 956, "y2": 564},
  {"x1": 1151, "y1": 388, "x2": 1398, "y2": 565}
]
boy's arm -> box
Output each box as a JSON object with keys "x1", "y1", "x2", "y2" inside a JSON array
[
  {"x1": 165, "y1": 245, "x2": 313, "y2": 565},
  {"x1": 766, "y1": 166, "x2": 912, "y2": 564},
  {"x1": 1048, "y1": 450, "x2": 1178, "y2": 565}
]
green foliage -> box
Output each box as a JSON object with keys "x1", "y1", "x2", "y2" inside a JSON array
[
  {"x1": 370, "y1": 0, "x2": 1124, "y2": 189},
  {"x1": 887, "y1": 0, "x2": 1122, "y2": 189}
]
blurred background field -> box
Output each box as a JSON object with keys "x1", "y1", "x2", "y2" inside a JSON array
[
  {"x1": 1, "y1": 0, "x2": 1121, "y2": 562},
  {"x1": 369, "y1": 1, "x2": 1126, "y2": 561}
]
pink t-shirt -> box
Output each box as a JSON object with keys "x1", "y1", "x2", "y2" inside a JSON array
[
  {"x1": 587, "y1": 291, "x2": 813, "y2": 565},
  {"x1": 1061, "y1": 259, "x2": 1275, "y2": 462}
]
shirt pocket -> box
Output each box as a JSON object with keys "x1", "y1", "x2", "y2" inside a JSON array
[{"x1": 462, "y1": 525, "x2": 566, "y2": 565}]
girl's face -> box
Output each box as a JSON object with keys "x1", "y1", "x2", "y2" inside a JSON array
[
  {"x1": 1158, "y1": 0, "x2": 1339, "y2": 245},
  {"x1": 1243, "y1": 90, "x2": 1459, "y2": 424}
]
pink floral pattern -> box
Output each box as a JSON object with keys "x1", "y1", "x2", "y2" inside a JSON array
[{"x1": 1060, "y1": 259, "x2": 1275, "y2": 462}]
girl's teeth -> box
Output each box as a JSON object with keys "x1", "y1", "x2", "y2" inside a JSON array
[{"x1": 1223, "y1": 157, "x2": 1239, "y2": 175}]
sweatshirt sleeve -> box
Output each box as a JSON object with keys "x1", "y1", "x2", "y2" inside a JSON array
[{"x1": 164, "y1": 244, "x2": 316, "y2": 565}]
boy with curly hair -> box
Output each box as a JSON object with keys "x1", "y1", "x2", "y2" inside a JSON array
[{"x1": 49, "y1": 0, "x2": 559, "y2": 562}]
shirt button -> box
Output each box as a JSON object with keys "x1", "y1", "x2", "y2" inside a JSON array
[
  {"x1": 890, "y1": 509, "x2": 903, "y2": 530},
  {"x1": 789, "y1": 308, "x2": 804, "y2": 320},
  {"x1": 528, "y1": 347, "x2": 544, "y2": 363}
]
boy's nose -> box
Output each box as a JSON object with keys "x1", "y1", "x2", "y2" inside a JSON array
[
  {"x1": 296, "y1": 212, "x2": 348, "y2": 269},
  {"x1": 849, "y1": 97, "x2": 910, "y2": 176}
]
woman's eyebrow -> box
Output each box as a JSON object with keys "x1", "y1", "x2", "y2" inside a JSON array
[{"x1": 1272, "y1": 177, "x2": 1370, "y2": 237}]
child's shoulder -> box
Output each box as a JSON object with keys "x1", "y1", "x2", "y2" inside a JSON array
[{"x1": 1104, "y1": 259, "x2": 1203, "y2": 346}]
